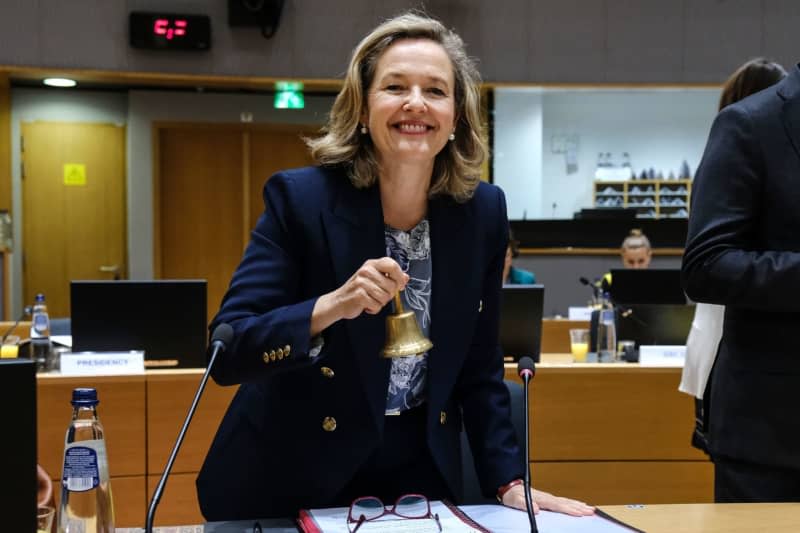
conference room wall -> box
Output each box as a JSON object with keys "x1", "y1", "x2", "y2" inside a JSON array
[
  {"x1": 8, "y1": 89, "x2": 128, "y2": 318},
  {"x1": 1, "y1": 1, "x2": 798, "y2": 83},
  {"x1": 6, "y1": 88, "x2": 334, "y2": 317}
]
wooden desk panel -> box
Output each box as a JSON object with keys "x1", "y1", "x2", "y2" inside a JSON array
[
  {"x1": 534, "y1": 461, "x2": 713, "y2": 505},
  {"x1": 505, "y1": 362, "x2": 706, "y2": 461},
  {"x1": 147, "y1": 473, "x2": 204, "y2": 527},
  {"x1": 541, "y1": 319, "x2": 589, "y2": 354},
  {"x1": 601, "y1": 503, "x2": 800, "y2": 533},
  {"x1": 52, "y1": 475, "x2": 145, "y2": 528},
  {"x1": 146, "y1": 370, "x2": 238, "y2": 475},
  {"x1": 37, "y1": 374, "x2": 146, "y2": 478}
]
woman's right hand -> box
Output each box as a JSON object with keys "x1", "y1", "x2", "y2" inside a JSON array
[{"x1": 311, "y1": 257, "x2": 408, "y2": 335}]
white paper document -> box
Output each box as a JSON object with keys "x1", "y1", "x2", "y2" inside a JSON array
[
  {"x1": 303, "y1": 502, "x2": 638, "y2": 533},
  {"x1": 461, "y1": 504, "x2": 639, "y2": 532}
]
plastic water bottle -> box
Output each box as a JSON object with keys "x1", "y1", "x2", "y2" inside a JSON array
[
  {"x1": 596, "y1": 293, "x2": 617, "y2": 363},
  {"x1": 30, "y1": 293, "x2": 52, "y2": 372},
  {"x1": 58, "y1": 388, "x2": 115, "y2": 533}
]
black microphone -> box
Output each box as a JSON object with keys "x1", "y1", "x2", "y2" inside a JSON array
[
  {"x1": 517, "y1": 357, "x2": 539, "y2": 533},
  {"x1": 1, "y1": 305, "x2": 32, "y2": 344},
  {"x1": 579, "y1": 276, "x2": 601, "y2": 303},
  {"x1": 145, "y1": 323, "x2": 234, "y2": 533}
]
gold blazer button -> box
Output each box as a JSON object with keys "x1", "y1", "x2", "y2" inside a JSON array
[
  {"x1": 276, "y1": 348, "x2": 284, "y2": 360},
  {"x1": 440, "y1": 411, "x2": 447, "y2": 425},
  {"x1": 322, "y1": 416, "x2": 337, "y2": 432},
  {"x1": 262, "y1": 352, "x2": 270, "y2": 364},
  {"x1": 321, "y1": 366, "x2": 335, "y2": 378},
  {"x1": 284, "y1": 345, "x2": 291, "y2": 355},
  {"x1": 269, "y1": 350, "x2": 277, "y2": 361}
]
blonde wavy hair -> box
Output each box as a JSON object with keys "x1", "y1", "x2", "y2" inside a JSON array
[{"x1": 306, "y1": 12, "x2": 487, "y2": 202}]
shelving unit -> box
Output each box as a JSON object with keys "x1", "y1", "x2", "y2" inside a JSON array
[{"x1": 593, "y1": 179, "x2": 691, "y2": 219}]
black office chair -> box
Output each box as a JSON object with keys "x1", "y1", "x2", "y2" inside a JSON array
[{"x1": 460, "y1": 380, "x2": 526, "y2": 504}]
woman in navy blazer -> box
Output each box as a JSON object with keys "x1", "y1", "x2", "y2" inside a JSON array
[{"x1": 197, "y1": 13, "x2": 593, "y2": 521}]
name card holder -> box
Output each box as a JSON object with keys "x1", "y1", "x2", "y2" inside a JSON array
[
  {"x1": 638, "y1": 345, "x2": 686, "y2": 367},
  {"x1": 60, "y1": 351, "x2": 145, "y2": 376}
]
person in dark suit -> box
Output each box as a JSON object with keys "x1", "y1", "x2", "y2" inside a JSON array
[
  {"x1": 679, "y1": 58, "x2": 787, "y2": 456},
  {"x1": 196, "y1": 12, "x2": 593, "y2": 521},
  {"x1": 682, "y1": 60, "x2": 800, "y2": 502}
]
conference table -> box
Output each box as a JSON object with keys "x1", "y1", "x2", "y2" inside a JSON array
[
  {"x1": 36, "y1": 353, "x2": 713, "y2": 528},
  {"x1": 114, "y1": 503, "x2": 800, "y2": 532}
]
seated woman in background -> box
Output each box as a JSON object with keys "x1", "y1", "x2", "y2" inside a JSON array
[
  {"x1": 619, "y1": 229, "x2": 652, "y2": 269},
  {"x1": 503, "y1": 228, "x2": 535, "y2": 284},
  {"x1": 599, "y1": 228, "x2": 652, "y2": 289}
]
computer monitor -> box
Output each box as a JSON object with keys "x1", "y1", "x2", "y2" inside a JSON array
[
  {"x1": 608, "y1": 268, "x2": 686, "y2": 305},
  {"x1": 71, "y1": 280, "x2": 207, "y2": 368},
  {"x1": 0, "y1": 359, "x2": 37, "y2": 531},
  {"x1": 499, "y1": 284, "x2": 544, "y2": 362},
  {"x1": 574, "y1": 207, "x2": 637, "y2": 221},
  {"x1": 615, "y1": 304, "x2": 695, "y2": 348}
]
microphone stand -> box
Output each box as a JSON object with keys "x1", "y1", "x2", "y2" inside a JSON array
[
  {"x1": 517, "y1": 357, "x2": 539, "y2": 533},
  {"x1": 145, "y1": 324, "x2": 232, "y2": 533}
]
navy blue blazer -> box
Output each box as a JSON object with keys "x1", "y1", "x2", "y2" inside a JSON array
[
  {"x1": 196, "y1": 165, "x2": 523, "y2": 520},
  {"x1": 682, "y1": 64, "x2": 800, "y2": 469}
]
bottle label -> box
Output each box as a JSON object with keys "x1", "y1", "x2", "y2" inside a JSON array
[
  {"x1": 62, "y1": 440, "x2": 109, "y2": 492},
  {"x1": 32, "y1": 313, "x2": 49, "y2": 337}
]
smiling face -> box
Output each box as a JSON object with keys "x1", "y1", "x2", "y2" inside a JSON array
[{"x1": 362, "y1": 38, "x2": 456, "y2": 168}]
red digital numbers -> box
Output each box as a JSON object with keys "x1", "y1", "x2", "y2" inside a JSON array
[{"x1": 153, "y1": 18, "x2": 188, "y2": 40}]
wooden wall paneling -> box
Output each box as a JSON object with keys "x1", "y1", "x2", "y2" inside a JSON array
[
  {"x1": 37, "y1": 374, "x2": 146, "y2": 479},
  {"x1": 155, "y1": 124, "x2": 245, "y2": 324},
  {"x1": 241, "y1": 131, "x2": 251, "y2": 251},
  {"x1": 533, "y1": 461, "x2": 713, "y2": 506},
  {"x1": 0, "y1": 73, "x2": 10, "y2": 212}
]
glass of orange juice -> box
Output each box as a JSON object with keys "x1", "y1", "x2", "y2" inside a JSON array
[
  {"x1": 569, "y1": 329, "x2": 590, "y2": 362},
  {"x1": 37, "y1": 506, "x2": 54, "y2": 533}
]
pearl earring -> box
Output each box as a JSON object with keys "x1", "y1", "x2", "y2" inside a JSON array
[
  {"x1": 448, "y1": 132, "x2": 455, "y2": 141},
  {"x1": 360, "y1": 125, "x2": 368, "y2": 134}
]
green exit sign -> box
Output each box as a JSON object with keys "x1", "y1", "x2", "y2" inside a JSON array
[{"x1": 274, "y1": 80, "x2": 304, "y2": 109}]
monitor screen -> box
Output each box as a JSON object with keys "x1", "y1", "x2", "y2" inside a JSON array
[
  {"x1": 615, "y1": 304, "x2": 695, "y2": 348},
  {"x1": 0, "y1": 359, "x2": 36, "y2": 531},
  {"x1": 499, "y1": 284, "x2": 544, "y2": 362},
  {"x1": 574, "y1": 207, "x2": 637, "y2": 221},
  {"x1": 71, "y1": 280, "x2": 207, "y2": 368},
  {"x1": 608, "y1": 268, "x2": 686, "y2": 305}
]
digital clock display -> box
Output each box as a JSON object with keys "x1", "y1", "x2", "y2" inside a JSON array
[{"x1": 129, "y1": 12, "x2": 211, "y2": 51}]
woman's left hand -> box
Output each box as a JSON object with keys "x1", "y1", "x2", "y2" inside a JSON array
[{"x1": 502, "y1": 485, "x2": 595, "y2": 516}]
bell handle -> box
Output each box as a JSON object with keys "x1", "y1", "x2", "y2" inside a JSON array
[{"x1": 393, "y1": 292, "x2": 405, "y2": 313}]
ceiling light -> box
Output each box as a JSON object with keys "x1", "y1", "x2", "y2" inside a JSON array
[{"x1": 43, "y1": 78, "x2": 77, "y2": 88}]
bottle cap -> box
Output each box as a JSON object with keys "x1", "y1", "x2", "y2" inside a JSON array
[
  {"x1": 71, "y1": 387, "x2": 99, "y2": 406},
  {"x1": 35, "y1": 293, "x2": 45, "y2": 302}
]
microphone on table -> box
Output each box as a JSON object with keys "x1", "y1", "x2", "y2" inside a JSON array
[
  {"x1": 517, "y1": 356, "x2": 539, "y2": 533},
  {"x1": 145, "y1": 323, "x2": 234, "y2": 533}
]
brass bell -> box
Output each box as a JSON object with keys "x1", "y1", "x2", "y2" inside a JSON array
[{"x1": 382, "y1": 292, "x2": 433, "y2": 358}]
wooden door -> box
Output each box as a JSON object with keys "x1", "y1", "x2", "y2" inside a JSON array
[
  {"x1": 247, "y1": 127, "x2": 315, "y2": 230},
  {"x1": 156, "y1": 127, "x2": 245, "y2": 324},
  {"x1": 156, "y1": 124, "x2": 315, "y2": 324},
  {"x1": 22, "y1": 122, "x2": 126, "y2": 317}
]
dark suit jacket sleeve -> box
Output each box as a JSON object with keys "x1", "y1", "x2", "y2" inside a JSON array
[
  {"x1": 458, "y1": 187, "x2": 524, "y2": 495},
  {"x1": 682, "y1": 104, "x2": 800, "y2": 311},
  {"x1": 210, "y1": 172, "x2": 320, "y2": 386}
]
